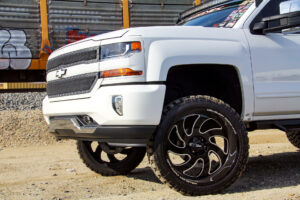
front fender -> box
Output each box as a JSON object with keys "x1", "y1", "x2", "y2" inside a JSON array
[{"x1": 146, "y1": 38, "x2": 254, "y2": 120}]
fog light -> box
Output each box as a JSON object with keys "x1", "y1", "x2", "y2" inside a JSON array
[{"x1": 112, "y1": 95, "x2": 123, "y2": 116}]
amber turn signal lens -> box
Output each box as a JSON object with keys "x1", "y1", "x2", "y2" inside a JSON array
[
  {"x1": 101, "y1": 68, "x2": 143, "y2": 78},
  {"x1": 131, "y1": 42, "x2": 142, "y2": 51}
]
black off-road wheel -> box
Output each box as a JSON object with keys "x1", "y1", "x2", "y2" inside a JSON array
[
  {"x1": 286, "y1": 131, "x2": 300, "y2": 149},
  {"x1": 77, "y1": 141, "x2": 146, "y2": 176},
  {"x1": 148, "y1": 95, "x2": 249, "y2": 195}
]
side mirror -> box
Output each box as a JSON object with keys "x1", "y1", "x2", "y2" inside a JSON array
[
  {"x1": 280, "y1": 0, "x2": 300, "y2": 33},
  {"x1": 280, "y1": 0, "x2": 300, "y2": 14},
  {"x1": 253, "y1": 11, "x2": 300, "y2": 34},
  {"x1": 253, "y1": 0, "x2": 300, "y2": 34},
  {"x1": 253, "y1": 21, "x2": 267, "y2": 33}
]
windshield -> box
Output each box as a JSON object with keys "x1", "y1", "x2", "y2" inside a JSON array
[{"x1": 182, "y1": 0, "x2": 254, "y2": 28}]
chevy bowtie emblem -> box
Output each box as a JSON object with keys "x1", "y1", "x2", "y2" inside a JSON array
[{"x1": 56, "y1": 68, "x2": 67, "y2": 78}]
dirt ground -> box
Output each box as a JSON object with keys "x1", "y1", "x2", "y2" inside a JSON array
[
  {"x1": 0, "y1": 110, "x2": 56, "y2": 148},
  {"x1": 0, "y1": 129, "x2": 299, "y2": 200}
]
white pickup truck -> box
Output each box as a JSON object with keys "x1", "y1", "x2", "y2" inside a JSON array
[{"x1": 43, "y1": 0, "x2": 300, "y2": 195}]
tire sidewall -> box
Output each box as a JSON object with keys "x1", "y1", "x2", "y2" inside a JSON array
[
  {"x1": 153, "y1": 97, "x2": 248, "y2": 194},
  {"x1": 77, "y1": 141, "x2": 146, "y2": 175}
]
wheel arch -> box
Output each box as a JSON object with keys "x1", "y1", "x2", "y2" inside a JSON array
[
  {"x1": 145, "y1": 38, "x2": 254, "y2": 120},
  {"x1": 163, "y1": 64, "x2": 244, "y2": 116}
]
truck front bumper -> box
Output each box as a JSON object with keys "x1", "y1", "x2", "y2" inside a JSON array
[
  {"x1": 43, "y1": 84, "x2": 166, "y2": 145},
  {"x1": 49, "y1": 116, "x2": 156, "y2": 145}
]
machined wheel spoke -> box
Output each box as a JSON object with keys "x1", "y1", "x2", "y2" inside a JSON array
[
  {"x1": 183, "y1": 114, "x2": 201, "y2": 136},
  {"x1": 174, "y1": 156, "x2": 199, "y2": 174},
  {"x1": 183, "y1": 155, "x2": 210, "y2": 178},
  {"x1": 168, "y1": 125, "x2": 186, "y2": 148},
  {"x1": 177, "y1": 122, "x2": 190, "y2": 139},
  {"x1": 194, "y1": 116, "x2": 213, "y2": 135},
  {"x1": 198, "y1": 152, "x2": 210, "y2": 177},
  {"x1": 210, "y1": 150, "x2": 238, "y2": 182},
  {"x1": 155, "y1": 96, "x2": 248, "y2": 194},
  {"x1": 201, "y1": 128, "x2": 225, "y2": 140},
  {"x1": 209, "y1": 144, "x2": 227, "y2": 164},
  {"x1": 168, "y1": 142, "x2": 187, "y2": 154}
]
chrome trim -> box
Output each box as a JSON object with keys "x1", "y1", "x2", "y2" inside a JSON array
[
  {"x1": 107, "y1": 143, "x2": 146, "y2": 147},
  {"x1": 49, "y1": 117, "x2": 96, "y2": 134}
]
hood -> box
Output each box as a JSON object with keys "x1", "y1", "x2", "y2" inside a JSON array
[
  {"x1": 63, "y1": 29, "x2": 129, "y2": 46},
  {"x1": 124, "y1": 26, "x2": 243, "y2": 41},
  {"x1": 49, "y1": 29, "x2": 129, "y2": 59},
  {"x1": 50, "y1": 26, "x2": 243, "y2": 59},
  {"x1": 91, "y1": 29, "x2": 129, "y2": 41}
]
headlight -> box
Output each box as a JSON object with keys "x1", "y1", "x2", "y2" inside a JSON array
[{"x1": 100, "y1": 41, "x2": 142, "y2": 60}]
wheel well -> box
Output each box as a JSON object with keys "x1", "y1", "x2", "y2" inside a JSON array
[{"x1": 164, "y1": 64, "x2": 243, "y2": 115}]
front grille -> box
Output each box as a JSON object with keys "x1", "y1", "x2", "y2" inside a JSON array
[
  {"x1": 46, "y1": 47, "x2": 98, "y2": 72},
  {"x1": 47, "y1": 72, "x2": 98, "y2": 98}
]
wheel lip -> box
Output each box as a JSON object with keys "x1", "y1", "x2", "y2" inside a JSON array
[{"x1": 163, "y1": 107, "x2": 240, "y2": 185}]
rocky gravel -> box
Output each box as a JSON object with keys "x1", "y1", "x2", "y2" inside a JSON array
[
  {"x1": 0, "y1": 92, "x2": 57, "y2": 148},
  {"x1": 0, "y1": 92, "x2": 299, "y2": 199},
  {"x1": 0, "y1": 92, "x2": 46, "y2": 111},
  {"x1": 0, "y1": 131, "x2": 299, "y2": 200},
  {"x1": 0, "y1": 110, "x2": 56, "y2": 148}
]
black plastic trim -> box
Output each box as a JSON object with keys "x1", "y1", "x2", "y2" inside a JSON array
[
  {"x1": 262, "y1": 11, "x2": 300, "y2": 22},
  {"x1": 252, "y1": 11, "x2": 300, "y2": 34},
  {"x1": 247, "y1": 119, "x2": 300, "y2": 132},
  {"x1": 262, "y1": 11, "x2": 300, "y2": 34},
  {"x1": 52, "y1": 125, "x2": 156, "y2": 144}
]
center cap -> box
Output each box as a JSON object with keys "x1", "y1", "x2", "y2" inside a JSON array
[
  {"x1": 188, "y1": 137, "x2": 207, "y2": 153},
  {"x1": 189, "y1": 143, "x2": 203, "y2": 148}
]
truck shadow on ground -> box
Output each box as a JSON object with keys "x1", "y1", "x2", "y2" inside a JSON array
[
  {"x1": 128, "y1": 150, "x2": 300, "y2": 193},
  {"x1": 228, "y1": 150, "x2": 300, "y2": 193}
]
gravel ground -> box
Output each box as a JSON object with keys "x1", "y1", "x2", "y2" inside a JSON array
[
  {"x1": 0, "y1": 92, "x2": 58, "y2": 148},
  {"x1": 0, "y1": 92, "x2": 46, "y2": 111},
  {"x1": 0, "y1": 92, "x2": 299, "y2": 199},
  {"x1": 0, "y1": 130, "x2": 299, "y2": 200},
  {"x1": 0, "y1": 110, "x2": 56, "y2": 148}
]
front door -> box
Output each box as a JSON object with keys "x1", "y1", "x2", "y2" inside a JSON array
[{"x1": 245, "y1": 0, "x2": 300, "y2": 117}]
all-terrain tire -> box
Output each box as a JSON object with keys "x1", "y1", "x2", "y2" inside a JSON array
[
  {"x1": 77, "y1": 141, "x2": 146, "y2": 176},
  {"x1": 286, "y1": 131, "x2": 300, "y2": 149},
  {"x1": 148, "y1": 95, "x2": 249, "y2": 196}
]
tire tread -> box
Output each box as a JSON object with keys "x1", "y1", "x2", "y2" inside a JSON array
[
  {"x1": 148, "y1": 95, "x2": 249, "y2": 196},
  {"x1": 286, "y1": 131, "x2": 300, "y2": 149},
  {"x1": 77, "y1": 141, "x2": 146, "y2": 176}
]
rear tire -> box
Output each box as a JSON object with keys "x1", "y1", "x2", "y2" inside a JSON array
[
  {"x1": 77, "y1": 141, "x2": 146, "y2": 176},
  {"x1": 286, "y1": 131, "x2": 300, "y2": 149},
  {"x1": 148, "y1": 95, "x2": 249, "y2": 195}
]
